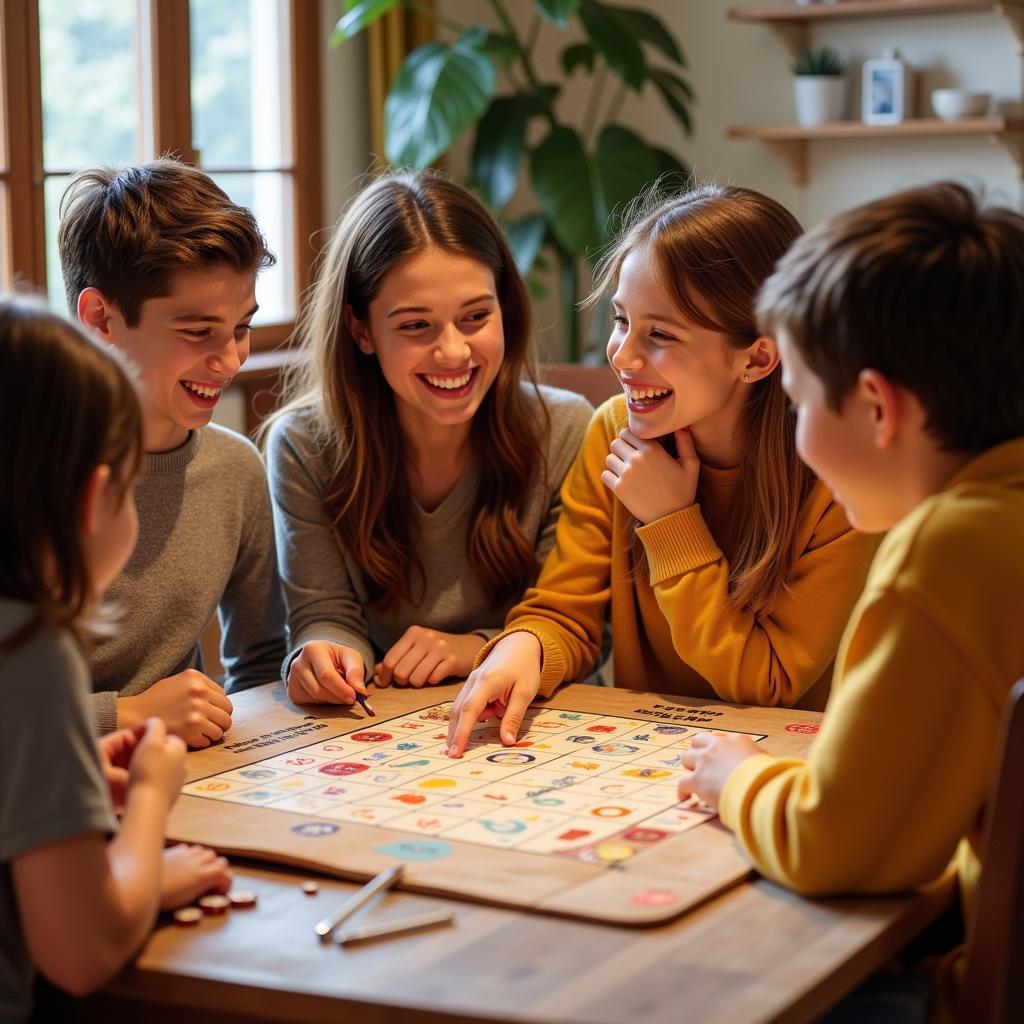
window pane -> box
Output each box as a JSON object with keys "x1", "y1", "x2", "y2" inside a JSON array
[
  {"x1": 39, "y1": 0, "x2": 140, "y2": 169},
  {"x1": 44, "y1": 175, "x2": 71, "y2": 309},
  {"x1": 191, "y1": 0, "x2": 291, "y2": 168},
  {"x1": 211, "y1": 171, "x2": 294, "y2": 324}
]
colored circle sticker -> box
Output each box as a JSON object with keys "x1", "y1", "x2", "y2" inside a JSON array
[
  {"x1": 318, "y1": 762, "x2": 369, "y2": 777},
  {"x1": 485, "y1": 751, "x2": 537, "y2": 765},
  {"x1": 290, "y1": 822, "x2": 339, "y2": 838},
  {"x1": 623, "y1": 827, "x2": 669, "y2": 844},
  {"x1": 239, "y1": 768, "x2": 276, "y2": 780},
  {"x1": 587, "y1": 725, "x2": 618, "y2": 733},
  {"x1": 631, "y1": 889, "x2": 679, "y2": 907},
  {"x1": 418, "y1": 777, "x2": 458, "y2": 789},
  {"x1": 785, "y1": 723, "x2": 820, "y2": 734},
  {"x1": 652, "y1": 724, "x2": 688, "y2": 735},
  {"x1": 374, "y1": 839, "x2": 452, "y2": 862},
  {"x1": 350, "y1": 731, "x2": 393, "y2": 743},
  {"x1": 595, "y1": 843, "x2": 634, "y2": 863},
  {"x1": 590, "y1": 743, "x2": 641, "y2": 757},
  {"x1": 590, "y1": 805, "x2": 632, "y2": 818}
]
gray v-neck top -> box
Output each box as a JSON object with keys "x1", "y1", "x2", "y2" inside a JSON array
[{"x1": 266, "y1": 384, "x2": 593, "y2": 674}]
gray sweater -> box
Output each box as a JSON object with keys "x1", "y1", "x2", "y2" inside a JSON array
[
  {"x1": 267, "y1": 384, "x2": 593, "y2": 675},
  {"x1": 89, "y1": 425, "x2": 287, "y2": 733}
]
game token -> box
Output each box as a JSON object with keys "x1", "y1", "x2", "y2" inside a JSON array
[
  {"x1": 228, "y1": 890, "x2": 258, "y2": 909},
  {"x1": 198, "y1": 894, "x2": 231, "y2": 915},
  {"x1": 595, "y1": 842, "x2": 635, "y2": 863},
  {"x1": 301, "y1": 880, "x2": 320, "y2": 896},
  {"x1": 173, "y1": 907, "x2": 203, "y2": 926}
]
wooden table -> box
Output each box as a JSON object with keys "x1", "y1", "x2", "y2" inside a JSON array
[{"x1": 82, "y1": 684, "x2": 952, "y2": 1024}]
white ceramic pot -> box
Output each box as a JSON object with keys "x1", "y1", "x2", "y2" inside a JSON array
[{"x1": 793, "y1": 76, "x2": 848, "y2": 126}]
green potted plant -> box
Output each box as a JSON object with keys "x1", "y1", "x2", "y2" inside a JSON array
[
  {"x1": 334, "y1": 0, "x2": 695, "y2": 361},
  {"x1": 792, "y1": 46, "x2": 848, "y2": 127}
]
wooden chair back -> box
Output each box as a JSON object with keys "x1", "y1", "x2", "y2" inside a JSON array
[{"x1": 960, "y1": 678, "x2": 1024, "y2": 1022}]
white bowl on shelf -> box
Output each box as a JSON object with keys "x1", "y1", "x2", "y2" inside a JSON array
[{"x1": 931, "y1": 89, "x2": 991, "y2": 121}]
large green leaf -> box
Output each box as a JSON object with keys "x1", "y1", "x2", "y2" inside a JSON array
[
  {"x1": 650, "y1": 145, "x2": 691, "y2": 187},
  {"x1": 523, "y1": 83, "x2": 560, "y2": 116},
  {"x1": 608, "y1": 6, "x2": 685, "y2": 66},
  {"x1": 593, "y1": 124, "x2": 662, "y2": 237},
  {"x1": 531, "y1": 125, "x2": 599, "y2": 257},
  {"x1": 534, "y1": 0, "x2": 580, "y2": 29},
  {"x1": 505, "y1": 213, "x2": 548, "y2": 276},
  {"x1": 331, "y1": 0, "x2": 402, "y2": 45},
  {"x1": 649, "y1": 68, "x2": 695, "y2": 137},
  {"x1": 578, "y1": 0, "x2": 646, "y2": 91},
  {"x1": 561, "y1": 43, "x2": 594, "y2": 76},
  {"x1": 384, "y1": 40, "x2": 496, "y2": 167},
  {"x1": 481, "y1": 32, "x2": 519, "y2": 68},
  {"x1": 472, "y1": 97, "x2": 529, "y2": 211}
]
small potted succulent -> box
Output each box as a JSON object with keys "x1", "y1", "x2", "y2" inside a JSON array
[{"x1": 792, "y1": 46, "x2": 848, "y2": 126}]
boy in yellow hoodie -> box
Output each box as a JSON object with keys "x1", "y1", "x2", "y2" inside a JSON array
[{"x1": 679, "y1": 181, "x2": 1024, "y2": 1023}]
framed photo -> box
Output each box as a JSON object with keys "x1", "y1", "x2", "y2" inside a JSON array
[{"x1": 862, "y1": 61, "x2": 905, "y2": 125}]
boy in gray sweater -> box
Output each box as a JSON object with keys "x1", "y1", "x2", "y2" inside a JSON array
[{"x1": 58, "y1": 159, "x2": 287, "y2": 746}]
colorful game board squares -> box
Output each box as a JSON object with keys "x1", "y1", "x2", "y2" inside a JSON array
[
  {"x1": 385, "y1": 810, "x2": 465, "y2": 834},
  {"x1": 319, "y1": 801, "x2": 408, "y2": 825},
  {"x1": 515, "y1": 816, "x2": 625, "y2": 853},
  {"x1": 263, "y1": 793, "x2": 339, "y2": 816},
  {"x1": 216, "y1": 766, "x2": 295, "y2": 785},
  {"x1": 259, "y1": 752, "x2": 334, "y2": 771},
  {"x1": 441, "y1": 807, "x2": 569, "y2": 848},
  {"x1": 309, "y1": 779, "x2": 383, "y2": 803}
]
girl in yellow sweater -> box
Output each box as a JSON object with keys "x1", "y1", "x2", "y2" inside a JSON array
[{"x1": 447, "y1": 184, "x2": 877, "y2": 755}]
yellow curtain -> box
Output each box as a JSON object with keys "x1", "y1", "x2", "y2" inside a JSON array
[{"x1": 368, "y1": 3, "x2": 436, "y2": 161}]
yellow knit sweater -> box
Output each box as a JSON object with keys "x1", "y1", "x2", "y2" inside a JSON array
[
  {"x1": 718, "y1": 437, "x2": 1024, "y2": 1022},
  {"x1": 486, "y1": 397, "x2": 877, "y2": 709}
]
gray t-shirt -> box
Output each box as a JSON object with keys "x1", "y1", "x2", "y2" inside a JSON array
[
  {"x1": 90, "y1": 424, "x2": 287, "y2": 734},
  {"x1": 267, "y1": 384, "x2": 593, "y2": 674},
  {"x1": 0, "y1": 601, "x2": 116, "y2": 1022}
]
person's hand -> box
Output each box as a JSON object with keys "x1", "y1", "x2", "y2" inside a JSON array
[
  {"x1": 124, "y1": 717, "x2": 187, "y2": 811},
  {"x1": 445, "y1": 632, "x2": 542, "y2": 757},
  {"x1": 676, "y1": 732, "x2": 763, "y2": 812},
  {"x1": 375, "y1": 627, "x2": 485, "y2": 688},
  {"x1": 159, "y1": 844, "x2": 232, "y2": 910},
  {"x1": 286, "y1": 641, "x2": 368, "y2": 706},
  {"x1": 118, "y1": 670, "x2": 233, "y2": 749},
  {"x1": 97, "y1": 724, "x2": 147, "y2": 812},
  {"x1": 601, "y1": 426, "x2": 700, "y2": 524}
]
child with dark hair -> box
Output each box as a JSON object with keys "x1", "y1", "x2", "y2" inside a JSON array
[
  {"x1": 0, "y1": 297, "x2": 229, "y2": 1019},
  {"x1": 59, "y1": 158, "x2": 287, "y2": 745},
  {"x1": 680, "y1": 182, "x2": 1024, "y2": 1022}
]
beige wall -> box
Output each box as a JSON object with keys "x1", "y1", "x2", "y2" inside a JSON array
[{"x1": 434, "y1": 0, "x2": 1022, "y2": 356}]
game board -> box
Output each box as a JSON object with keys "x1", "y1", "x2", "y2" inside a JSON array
[{"x1": 166, "y1": 685, "x2": 822, "y2": 926}]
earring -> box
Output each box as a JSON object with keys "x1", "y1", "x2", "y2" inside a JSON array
[{"x1": 743, "y1": 372, "x2": 750, "y2": 382}]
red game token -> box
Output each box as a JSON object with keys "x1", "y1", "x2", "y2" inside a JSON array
[
  {"x1": 198, "y1": 894, "x2": 231, "y2": 916},
  {"x1": 301, "y1": 880, "x2": 320, "y2": 896},
  {"x1": 172, "y1": 907, "x2": 203, "y2": 927},
  {"x1": 228, "y1": 889, "x2": 258, "y2": 909}
]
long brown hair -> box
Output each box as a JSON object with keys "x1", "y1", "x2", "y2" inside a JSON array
[
  {"x1": 592, "y1": 183, "x2": 815, "y2": 616},
  {"x1": 0, "y1": 296, "x2": 143, "y2": 651},
  {"x1": 264, "y1": 171, "x2": 547, "y2": 609}
]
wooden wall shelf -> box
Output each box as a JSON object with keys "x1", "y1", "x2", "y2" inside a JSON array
[
  {"x1": 727, "y1": 117, "x2": 1024, "y2": 183},
  {"x1": 728, "y1": 2, "x2": 1024, "y2": 54}
]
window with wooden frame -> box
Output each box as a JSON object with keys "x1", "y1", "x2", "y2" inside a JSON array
[{"x1": 0, "y1": 0, "x2": 322, "y2": 350}]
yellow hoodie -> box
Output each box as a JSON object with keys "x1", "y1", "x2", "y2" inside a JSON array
[
  {"x1": 718, "y1": 437, "x2": 1024, "y2": 1021},
  {"x1": 485, "y1": 397, "x2": 877, "y2": 709}
]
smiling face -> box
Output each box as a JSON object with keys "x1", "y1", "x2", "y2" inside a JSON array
[
  {"x1": 91, "y1": 266, "x2": 258, "y2": 452},
  {"x1": 348, "y1": 247, "x2": 505, "y2": 436},
  {"x1": 606, "y1": 249, "x2": 754, "y2": 449},
  {"x1": 778, "y1": 330, "x2": 894, "y2": 532}
]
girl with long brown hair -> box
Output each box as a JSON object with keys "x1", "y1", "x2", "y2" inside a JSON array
[
  {"x1": 265, "y1": 171, "x2": 591, "y2": 706},
  {"x1": 447, "y1": 184, "x2": 878, "y2": 754}
]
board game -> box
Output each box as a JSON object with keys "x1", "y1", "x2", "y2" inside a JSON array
[{"x1": 166, "y1": 685, "x2": 822, "y2": 926}]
